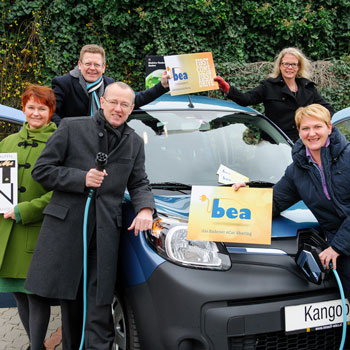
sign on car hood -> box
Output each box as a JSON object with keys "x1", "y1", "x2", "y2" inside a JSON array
[{"x1": 153, "y1": 194, "x2": 318, "y2": 238}]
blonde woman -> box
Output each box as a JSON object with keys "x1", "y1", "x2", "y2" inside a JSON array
[
  {"x1": 215, "y1": 47, "x2": 334, "y2": 142},
  {"x1": 234, "y1": 104, "x2": 350, "y2": 299}
]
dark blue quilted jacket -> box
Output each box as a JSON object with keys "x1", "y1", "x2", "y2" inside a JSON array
[{"x1": 273, "y1": 127, "x2": 350, "y2": 256}]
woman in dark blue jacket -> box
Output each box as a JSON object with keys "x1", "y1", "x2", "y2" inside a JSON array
[
  {"x1": 236, "y1": 103, "x2": 350, "y2": 297},
  {"x1": 215, "y1": 47, "x2": 334, "y2": 142}
]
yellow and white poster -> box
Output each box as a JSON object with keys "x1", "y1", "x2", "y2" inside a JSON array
[
  {"x1": 0, "y1": 153, "x2": 18, "y2": 213},
  {"x1": 217, "y1": 164, "x2": 249, "y2": 185},
  {"x1": 187, "y1": 186, "x2": 272, "y2": 244},
  {"x1": 164, "y1": 52, "x2": 219, "y2": 96}
]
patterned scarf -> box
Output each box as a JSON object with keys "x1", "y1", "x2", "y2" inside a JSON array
[{"x1": 86, "y1": 76, "x2": 103, "y2": 116}]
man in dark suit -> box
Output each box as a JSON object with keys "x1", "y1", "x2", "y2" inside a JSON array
[
  {"x1": 25, "y1": 82, "x2": 155, "y2": 349},
  {"x1": 51, "y1": 44, "x2": 169, "y2": 125}
]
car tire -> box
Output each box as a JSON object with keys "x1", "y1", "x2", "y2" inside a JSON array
[{"x1": 112, "y1": 292, "x2": 140, "y2": 350}]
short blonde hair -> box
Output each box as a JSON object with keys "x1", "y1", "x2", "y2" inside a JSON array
[
  {"x1": 295, "y1": 104, "x2": 331, "y2": 130},
  {"x1": 79, "y1": 44, "x2": 105, "y2": 63},
  {"x1": 270, "y1": 47, "x2": 312, "y2": 80}
]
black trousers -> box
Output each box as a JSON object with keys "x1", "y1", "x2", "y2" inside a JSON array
[
  {"x1": 13, "y1": 292, "x2": 50, "y2": 350},
  {"x1": 60, "y1": 248, "x2": 114, "y2": 350}
]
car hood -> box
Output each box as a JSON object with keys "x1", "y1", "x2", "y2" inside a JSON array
[
  {"x1": 154, "y1": 194, "x2": 318, "y2": 238},
  {"x1": 0, "y1": 104, "x2": 25, "y2": 124}
]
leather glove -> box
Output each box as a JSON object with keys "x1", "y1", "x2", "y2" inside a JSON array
[{"x1": 214, "y1": 76, "x2": 230, "y2": 94}]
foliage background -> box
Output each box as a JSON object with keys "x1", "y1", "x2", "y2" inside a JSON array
[{"x1": 1, "y1": 0, "x2": 350, "y2": 114}]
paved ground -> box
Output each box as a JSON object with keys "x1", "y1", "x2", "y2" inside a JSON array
[{"x1": 0, "y1": 306, "x2": 62, "y2": 350}]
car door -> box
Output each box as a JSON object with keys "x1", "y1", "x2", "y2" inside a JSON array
[{"x1": 0, "y1": 104, "x2": 24, "y2": 307}]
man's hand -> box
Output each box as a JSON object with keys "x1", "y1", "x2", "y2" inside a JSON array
[
  {"x1": 85, "y1": 168, "x2": 107, "y2": 188},
  {"x1": 319, "y1": 246, "x2": 340, "y2": 270},
  {"x1": 160, "y1": 70, "x2": 171, "y2": 88},
  {"x1": 128, "y1": 208, "x2": 153, "y2": 236},
  {"x1": 214, "y1": 76, "x2": 230, "y2": 94},
  {"x1": 3, "y1": 208, "x2": 15, "y2": 220}
]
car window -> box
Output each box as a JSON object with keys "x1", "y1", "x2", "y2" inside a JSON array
[
  {"x1": 129, "y1": 110, "x2": 292, "y2": 186},
  {"x1": 334, "y1": 118, "x2": 350, "y2": 141}
]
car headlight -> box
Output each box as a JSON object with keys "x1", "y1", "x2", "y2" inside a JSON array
[{"x1": 146, "y1": 214, "x2": 231, "y2": 270}]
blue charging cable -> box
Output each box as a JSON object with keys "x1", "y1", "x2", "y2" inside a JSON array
[
  {"x1": 79, "y1": 188, "x2": 94, "y2": 350},
  {"x1": 331, "y1": 265, "x2": 347, "y2": 350},
  {"x1": 79, "y1": 152, "x2": 108, "y2": 350}
]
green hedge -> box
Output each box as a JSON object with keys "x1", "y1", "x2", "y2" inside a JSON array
[
  {"x1": 209, "y1": 59, "x2": 350, "y2": 113},
  {"x1": 0, "y1": 0, "x2": 349, "y2": 111}
]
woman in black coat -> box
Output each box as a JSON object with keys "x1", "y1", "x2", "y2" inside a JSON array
[
  {"x1": 235, "y1": 104, "x2": 350, "y2": 298},
  {"x1": 215, "y1": 47, "x2": 334, "y2": 142}
]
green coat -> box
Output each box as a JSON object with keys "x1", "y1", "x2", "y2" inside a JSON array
[{"x1": 0, "y1": 121, "x2": 56, "y2": 278}]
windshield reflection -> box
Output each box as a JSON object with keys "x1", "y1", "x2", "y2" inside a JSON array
[{"x1": 128, "y1": 111, "x2": 292, "y2": 186}]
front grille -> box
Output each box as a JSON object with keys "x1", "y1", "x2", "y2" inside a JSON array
[{"x1": 229, "y1": 327, "x2": 349, "y2": 350}]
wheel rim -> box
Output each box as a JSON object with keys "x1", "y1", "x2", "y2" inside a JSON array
[{"x1": 112, "y1": 296, "x2": 127, "y2": 350}]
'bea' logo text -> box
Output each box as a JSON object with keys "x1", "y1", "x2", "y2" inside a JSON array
[{"x1": 211, "y1": 198, "x2": 251, "y2": 220}]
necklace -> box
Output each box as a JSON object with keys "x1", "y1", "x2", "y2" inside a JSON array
[{"x1": 290, "y1": 84, "x2": 298, "y2": 96}]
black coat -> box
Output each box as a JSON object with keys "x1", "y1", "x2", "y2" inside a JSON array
[
  {"x1": 51, "y1": 72, "x2": 168, "y2": 125},
  {"x1": 273, "y1": 128, "x2": 350, "y2": 295},
  {"x1": 25, "y1": 111, "x2": 155, "y2": 305},
  {"x1": 226, "y1": 75, "x2": 334, "y2": 142}
]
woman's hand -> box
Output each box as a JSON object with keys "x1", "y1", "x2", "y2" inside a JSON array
[
  {"x1": 3, "y1": 208, "x2": 15, "y2": 220},
  {"x1": 214, "y1": 76, "x2": 230, "y2": 94},
  {"x1": 319, "y1": 246, "x2": 340, "y2": 269},
  {"x1": 232, "y1": 182, "x2": 247, "y2": 191}
]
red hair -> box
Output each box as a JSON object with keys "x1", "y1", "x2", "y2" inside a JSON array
[{"x1": 21, "y1": 84, "x2": 56, "y2": 119}]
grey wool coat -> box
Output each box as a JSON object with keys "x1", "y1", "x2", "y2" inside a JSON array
[{"x1": 25, "y1": 111, "x2": 155, "y2": 305}]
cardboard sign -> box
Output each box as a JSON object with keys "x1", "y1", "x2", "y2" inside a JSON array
[
  {"x1": 164, "y1": 52, "x2": 219, "y2": 96},
  {"x1": 145, "y1": 55, "x2": 166, "y2": 89},
  {"x1": 217, "y1": 164, "x2": 249, "y2": 184},
  {"x1": 187, "y1": 186, "x2": 272, "y2": 244},
  {"x1": 0, "y1": 153, "x2": 18, "y2": 213}
]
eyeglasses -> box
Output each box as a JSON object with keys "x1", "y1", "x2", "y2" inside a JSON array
[
  {"x1": 81, "y1": 62, "x2": 103, "y2": 69},
  {"x1": 280, "y1": 62, "x2": 299, "y2": 68},
  {"x1": 103, "y1": 98, "x2": 132, "y2": 110}
]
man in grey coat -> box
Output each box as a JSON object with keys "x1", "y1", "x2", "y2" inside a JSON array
[{"x1": 25, "y1": 82, "x2": 155, "y2": 349}]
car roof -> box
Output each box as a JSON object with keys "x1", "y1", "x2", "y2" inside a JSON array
[
  {"x1": 331, "y1": 107, "x2": 350, "y2": 125},
  {"x1": 0, "y1": 104, "x2": 25, "y2": 124},
  {"x1": 136, "y1": 93, "x2": 293, "y2": 144},
  {"x1": 138, "y1": 93, "x2": 261, "y2": 116}
]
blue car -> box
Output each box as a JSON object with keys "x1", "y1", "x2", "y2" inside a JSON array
[
  {"x1": 112, "y1": 95, "x2": 349, "y2": 350},
  {"x1": 0, "y1": 104, "x2": 25, "y2": 308},
  {"x1": 0, "y1": 100, "x2": 346, "y2": 349}
]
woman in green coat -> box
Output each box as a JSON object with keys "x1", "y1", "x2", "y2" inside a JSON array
[{"x1": 0, "y1": 85, "x2": 56, "y2": 350}]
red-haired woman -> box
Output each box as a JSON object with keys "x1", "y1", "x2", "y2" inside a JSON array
[{"x1": 0, "y1": 85, "x2": 57, "y2": 350}]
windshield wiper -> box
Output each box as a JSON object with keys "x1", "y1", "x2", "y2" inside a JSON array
[
  {"x1": 219, "y1": 181, "x2": 275, "y2": 188},
  {"x1": 246, "y1": 181, "x2": 275, "y2": 188},
  {"x1": 151, "y1": 182, "x2": 192, "y2": 191}
]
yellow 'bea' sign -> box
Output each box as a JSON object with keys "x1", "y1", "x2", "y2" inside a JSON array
[
  {"x1": 187, "y1": 186, "x2": 272, "y2": 244},
  {"x1": 164, "y1": 52, "x2": 219, "y2": 96}
]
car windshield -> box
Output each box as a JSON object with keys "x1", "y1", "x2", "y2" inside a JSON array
[{"x1": 128, "y1": 110, "x2": 292, "y2": 186}]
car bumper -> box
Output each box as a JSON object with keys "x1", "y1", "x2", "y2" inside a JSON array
[{"x1": 124, "y1": 260, "x2": 342, "y2": 350}]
